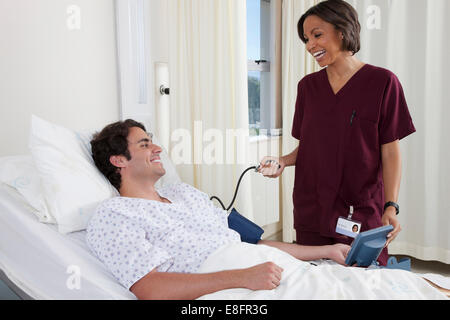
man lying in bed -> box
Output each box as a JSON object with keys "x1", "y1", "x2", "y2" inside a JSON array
[{"x1": 86, "y1": 119, "x2": 351, "y2": 300}]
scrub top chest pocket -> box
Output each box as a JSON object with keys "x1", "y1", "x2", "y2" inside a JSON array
[
  {"x1": 340, "y1": 105, "x2": 382, "y2": 204},
  {"x1": 347, "y1": 107, "x2": 379, "y2": 163}
]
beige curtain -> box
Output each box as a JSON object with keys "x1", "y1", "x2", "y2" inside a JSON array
[
  {"x1": 166, "y1": 0, "x2": 254, "y2": 219},
  {"x1": 346, "y1": 0, "x2": 450, "y2": 263},
  {"x1": 281, "y1": 0, "x2": 450, "y2": 262},
  {"x1": 280, "y1": 0, "x2": 320, "y2": 243}
]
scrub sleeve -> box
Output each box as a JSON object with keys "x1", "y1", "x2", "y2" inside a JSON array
[{"x1": 291, "y1": 64, "x2": 416, "y2": 266}]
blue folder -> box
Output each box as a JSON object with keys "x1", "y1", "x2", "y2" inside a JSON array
[
  {"x1": 345, "y1": 225, "x2": 393, "y2": 267},
  {"x1": 345, "y1": 225, "x2": 411, "y2": 271}
]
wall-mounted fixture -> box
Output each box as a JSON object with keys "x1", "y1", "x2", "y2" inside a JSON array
[{"x1": 159, "y1": 85, "x2": 170, "y2": 95}]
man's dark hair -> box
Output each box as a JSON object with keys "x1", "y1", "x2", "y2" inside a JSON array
[
  {"x1": 298, "y1": 0, "x2": 361, "y2": 55},
  {"x1": 90, "y1": 119, "x2": 146, "y2": 191}
]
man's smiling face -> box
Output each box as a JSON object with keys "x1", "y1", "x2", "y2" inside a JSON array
[{"x1": 122, "y1": 126, "x2": 166, "y2": 182}]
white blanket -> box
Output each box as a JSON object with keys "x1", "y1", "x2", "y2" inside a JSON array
[{"x1": 197, "y1": 242, "x2": 448, "y2": 300}]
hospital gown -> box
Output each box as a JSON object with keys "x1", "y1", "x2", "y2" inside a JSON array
[{"x1": 86, "y1": 182, "x2": 241, "y2": 289}]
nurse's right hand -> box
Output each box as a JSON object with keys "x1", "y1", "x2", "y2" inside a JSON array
[{"x1": 258, "y1": 156, "x2": 285, "y2": 178}]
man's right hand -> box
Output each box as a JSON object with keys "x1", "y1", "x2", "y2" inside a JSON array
[{"x1": 240, "y1": 261, "x2": 284, "y2": 290}]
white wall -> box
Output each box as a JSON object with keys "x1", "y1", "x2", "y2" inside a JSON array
[
  {"x1": 0, "y1": 0, "x2": 120, "y2": 156},
  {"x1": 148, "y1": 0, "x2": 169, "y2": 134},
  {"x1": 114, "y1": 0, "x2": 168, "y2": 141},
  {"x1": 148, "y1": 0, "x2": 169, "y2": 65}
]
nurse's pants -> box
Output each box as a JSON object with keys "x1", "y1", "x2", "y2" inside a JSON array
[{"x1": 296, "y1": 230, "x2": 389, "y2": 266}]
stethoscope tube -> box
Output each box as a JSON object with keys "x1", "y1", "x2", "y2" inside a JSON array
[{"x1": 210, "y1": 166, "x2": 257, "y2": 211}]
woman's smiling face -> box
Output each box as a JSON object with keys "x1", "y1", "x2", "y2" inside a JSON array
[{"x1": 303, "y1": 15, "x2": 345, "y2": 67}]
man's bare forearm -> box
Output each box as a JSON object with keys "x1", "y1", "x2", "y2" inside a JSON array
[
  {"x1": 258, "y1": 240, "x2": 328, "y2": 261},
  {"x1": 130, "y1": 261, "x2": 283, "y2": 300},
  {"x1": 130, "y1": 269, "x2": 244, "y2": 300},
  {"x1": 257, "y1": 240, "x2": 350, "y2": 266}
]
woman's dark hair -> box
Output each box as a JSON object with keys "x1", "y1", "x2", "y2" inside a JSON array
[
  {"x1": 298, "y1": 0, "x2": 361, "y2": 55},
  {"x1": 90, "y1": 119, "x2": 146, "y2": 191}
]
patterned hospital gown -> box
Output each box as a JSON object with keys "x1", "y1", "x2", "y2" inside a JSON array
[{"x1": 86, "y1": 182, "x2": 241, "y2": 289}]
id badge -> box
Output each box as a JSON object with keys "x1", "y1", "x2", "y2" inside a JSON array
[{"x1": 336, "y1": 217, "x2": 362, "y2": 238}]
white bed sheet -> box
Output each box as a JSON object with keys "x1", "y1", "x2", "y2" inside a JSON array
[
  {"x1": 197, "y1": 242, "x2": 448, "y2": 300},
  {"x1": 0, "y1": 184, "x2": 135, "y2": 300}
]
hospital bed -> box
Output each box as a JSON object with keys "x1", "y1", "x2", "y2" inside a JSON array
[
  {"x1": 0, "y1": 116, "x2": 448, "y2": 300},
  {"x1": 0, "y1": 183, "x2": 134, "y2": 299}
]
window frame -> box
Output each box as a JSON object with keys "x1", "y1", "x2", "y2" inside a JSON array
[{"x1": 247, "y1": 0, "x2": 282, "y2": 137}]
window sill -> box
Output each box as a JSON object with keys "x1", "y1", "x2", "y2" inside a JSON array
[{"x1": 249, "y1": 131, "x2": 282, "y2": 144}]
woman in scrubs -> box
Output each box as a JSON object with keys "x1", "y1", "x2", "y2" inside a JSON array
[{"x1": 259, "y1": 0, "x2": 416, "y2": 266}]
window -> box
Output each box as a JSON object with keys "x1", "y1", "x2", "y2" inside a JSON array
[{"x1": 246, "y1": 0, "x2": 281, "y2": 136}]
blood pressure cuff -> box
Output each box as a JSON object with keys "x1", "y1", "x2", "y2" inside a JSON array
[{"x1": 228, "y1": 208, "x2": 264, "y2": 244}]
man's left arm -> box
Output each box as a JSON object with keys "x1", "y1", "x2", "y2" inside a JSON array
[{"x1": 258, "y1": 240, "x2": 350, "y2": 266}]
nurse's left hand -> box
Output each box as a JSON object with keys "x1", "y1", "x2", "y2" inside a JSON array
[{"x1": 382, "y1": 207, "x2": 401, "y2": 247}]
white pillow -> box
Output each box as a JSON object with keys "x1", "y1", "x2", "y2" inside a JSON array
[
  {"x1": 28, "y1": 115, "x2": 181, "y2": 234},
  {"x1": 0, "y1": 155, "x2": 55, "y2": 223},
  {"x1": 29, "y1": 115, "x2": 119, "y2": 234}
]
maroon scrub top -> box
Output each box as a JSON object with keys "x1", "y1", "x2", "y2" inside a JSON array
[{"x1": 291, "y1": 64, "x2": 416, "y2": 264}]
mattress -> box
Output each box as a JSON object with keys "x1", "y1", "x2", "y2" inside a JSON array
[{"x1": 0, "y1": 184, "x2": 135, "y2": 300}]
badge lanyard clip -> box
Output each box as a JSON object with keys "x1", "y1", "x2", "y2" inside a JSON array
[
  {"x1": 336, "y1": 205, "x2": 361, "y2": 238},
  {"x1": 348, "y1": 205, "x2": 354, "y2": 220}
]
